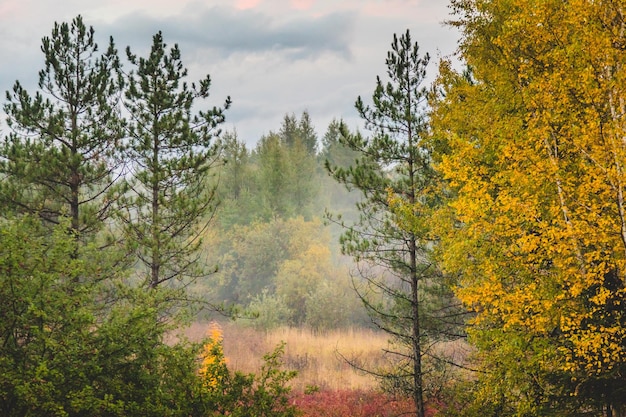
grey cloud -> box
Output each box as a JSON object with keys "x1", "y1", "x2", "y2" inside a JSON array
[
  {"x1": 0, "y1": 1, "x2": 458, "y2": 149},
  {"x1": 103, "y1": 6, "x2": 355, "y2": 60}
]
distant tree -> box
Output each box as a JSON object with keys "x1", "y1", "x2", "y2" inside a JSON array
[
  {"x1": 0, "y1": 15, "x2": 124, "y2": 240},
  {"x1": 219, "y1": 130, "x2": 250, "y2": 201},
  {"x1": 288, "y1": 138, "x2": 318, "y2": 217},
  {"x1": 214, "y1": 218, "x2": 318, "y2": 299},
  {"x1": 304, "y1": 274, "x2": 368, "y2": 331},
  {"x1": 119, "y1": 31, "x2": 230, "y2": 289},
  {"x1": 275, "y1": 238, "x2": 367, "y2": 330},
  {"x1": 255, "y1": 129, "x2": 317, "y2": 220},
  {"x1": 275, "y1": 237, "x2": 333, "y2": 326},
  {"x1": 318, "y1": 119, "x2": 361, "y2": 224},
  {"x1": 215, "y1": 131, "x2": 260, "y2": 227},
  {"x1": 279, "y1": 113, "x2": 299, "y2": 148},
  {"x1": 320, "y1": 118, "x2": 352, "y2": 167},
  {"x1": 256, "y1": 133, "x2": 296, "y2": 219},
  {"x1": 297, "y1": 110, "x2": 318, "y2": 155},
  {"x1": 246, "y1": 291, "x2": 294, "y2": 331},
  {"x1": 279, "y1": 110, "x2": 317, "y2": 154},
  {"x1": 326, "y1": 30, "x2": 462, "y2": 417},
  {"x1": 214, "y1": 218, "x2": 306, "y2": 303}
]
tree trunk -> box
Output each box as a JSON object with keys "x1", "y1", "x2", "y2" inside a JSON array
[
  {"x1": 150, "y1": 129, "x2": 160, "y2": 289},
  {"x1": 411, "y1": 235, "x2": 425, "y2": 417}
]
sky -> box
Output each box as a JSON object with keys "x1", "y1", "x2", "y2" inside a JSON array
[{"x1": 0, "y1": 0, "x2": 460, "y2": 147}]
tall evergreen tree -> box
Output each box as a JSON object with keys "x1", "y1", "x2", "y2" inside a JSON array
[
  {"x1": 0, "y1": 15, "x2": 124, "y2": 239},
  {"x1": 215, "y1": 131, "x2": 260, "y2": 227},
  {"x1": 297, "y1": 110, "x2": 318, "y2": 155},
  {"x1": 279, "y1": 113, "x2": 299, "y2": 148},
  {"x1": 219, "y1": 131, "x2": 250, "y2": 201},
  {"x1": 279, "y1": 111, "x2": 318, "y2": 155},
  {"x1": 320, "y1": 118, "x2": 350, "y2": 167},
  {"x1": 119, "y1": 31, "x2": 230, "y2": 290},
  {"x1": 288, "y1": 137, "x2": 318, "y2": 217},
  {"x1": 256, "y1": 132, "x2": 296, "y2": 219},
  {"x1": 256, "y1": 122, "x2": 318, "y2": 220},
  {"x1": 326, "y1": 30, "x2": 459, "y2": 417}
]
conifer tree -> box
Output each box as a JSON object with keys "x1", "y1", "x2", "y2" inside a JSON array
[
  {"x1": 119, "y1": 31, "x2": 230, "y2": 290},
  {"x1": 215, "y1": 131, "x2": 260, "y2": 227},
  {"x1": 256, "y1": 132, "x2": 295, "y2": 219},
  {"x1": 279, "y1": 111, "x2": 318, "y2": 155},
  {"x1": 0, "y1": 15, "x2": 124, "y2": 239},
  {"x1": 297, "y1": 110, "x2": 318, "y2": 155},
  {"x1": 320, "y1": 118, "x2": 352, "y2": 168},
  {"x1": 256, "y1": 114, "x2": 319, "y2": 220},
  {"x1": 326, "y1": 30, "x2": 459, "y2": 417},
  {"x1": 219, "y1": 131, "x2": 250, "y2": 201},
  {"x1": 279, "y1": 113, "x2": 299, "y2": 148}
]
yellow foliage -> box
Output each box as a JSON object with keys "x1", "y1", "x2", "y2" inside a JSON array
[
  {"x1": 199, "y1": 322, "x2": 228, "y2": 390},
  {"x1": 429, "y1": 0, "x2": 626, "y2": 402}
]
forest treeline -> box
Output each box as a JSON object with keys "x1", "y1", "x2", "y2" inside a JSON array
[
  {"x1": 2, "y1": 1, "x2": 626, "y2": 416},
  {"x1": 197, "y1": 115, "x2": 371, "y2": 331}
]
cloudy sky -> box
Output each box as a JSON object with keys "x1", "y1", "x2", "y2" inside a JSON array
[{"x1": 0, "y1": 0, "x2": 460, "y2": 147}]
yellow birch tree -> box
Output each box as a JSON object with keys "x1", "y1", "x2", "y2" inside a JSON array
[{"x1": 426, "y1": 0, "x2": 626, "y2": 414}]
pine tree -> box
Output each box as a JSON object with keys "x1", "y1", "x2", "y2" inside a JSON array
[
  {"x1": 278, "y1": 111, "x2": 318, "y2": 155},
  {"x1": 297, "y1": 110, "x2": 318, "y2": 155},
  {"x1": 214, "y1": 131, "x2": 260, "y2": 228},
  {"x1": 256, "y1": 132, "x2": 295, "y2": 219},
  {"x1": 256, "y1": 117, "x2": 319, "y2": 220},
  {"x1": 119, "y1": 31, "x2": 230, "y2": 290},
  {"x1": 320, "y1": 118, "x2": 352, "y2": 167},
  {"x1": 279, "y1": 113, "x2": 299, "y2": 148},
  {"x1": 0, "y1": 15, "x2": 124, "y2": 240},
  {"x1": 326, "y1": 30, "x2": 459, "y2": 417}
]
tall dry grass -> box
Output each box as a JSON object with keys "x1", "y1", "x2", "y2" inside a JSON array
[{"x1": 184, "y1": 322, "x2": 392, "y2": 392}]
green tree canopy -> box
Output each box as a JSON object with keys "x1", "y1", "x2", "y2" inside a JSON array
[
  {"x1": 0, "y1": 215, "x2": 206, "y2": 417},
  {"x1": 255, "y1": 127, "x2": 318, "y2": 221},
  {"x1": 279, "y1": 110, "x2": 318, "y2": 155},
  {"x1": 0, "y1": 15, "x2": 124, "y2": 239},
  {"x1": 119, "y1": 31, "x2": 230, "y2": 290}
]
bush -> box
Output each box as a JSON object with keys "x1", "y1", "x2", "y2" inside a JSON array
[
  {"x1": 199, "y1": 323, "x2": 299, "y2": 417},
  {"x1": 291, "y1": 390, "x2": 421, "y2": 417},
  {"x1": 304, "y1": 279, "x2": 369, "y2": 331},
  {"x1": 246, "y1": 290, "x2": 294, "y2": 331}
]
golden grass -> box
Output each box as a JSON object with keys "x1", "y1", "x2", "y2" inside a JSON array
[{"x1": 183, "y1": 322, "x2": 392, "y2": 392}]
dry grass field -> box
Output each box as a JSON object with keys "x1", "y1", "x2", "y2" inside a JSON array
[
  {"x1": 184, "y1": 322, "x2": 393, "y2": 392},
  {"x1": 181, "y1": 322, "x2": 472, "y2": 416}
]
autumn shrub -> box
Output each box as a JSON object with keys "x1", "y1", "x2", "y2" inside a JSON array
[
  {"x1": 291, "y1": 389, "x2": 425, "y2": 417},
  {"x1": 199, "y1": 323, "x2": 230, "y2": 390},
  {"x1": 198, "y1": 323, "x2": 299, "y2": 417}
]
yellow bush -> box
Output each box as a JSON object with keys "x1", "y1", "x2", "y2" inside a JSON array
[{"x1": 199, "y1": 322, "x2": 228, "y2": 390}]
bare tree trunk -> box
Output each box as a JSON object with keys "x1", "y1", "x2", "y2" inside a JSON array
[{"x1": 410, "y1": 236, "x2": 425, "y2": 417}]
